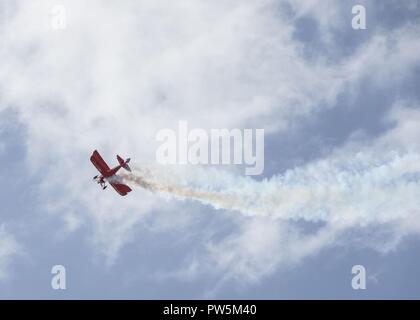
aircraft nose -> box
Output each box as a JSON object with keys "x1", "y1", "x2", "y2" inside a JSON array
[{"x1": 126, "y1": 158, "x2": 131, "y2": 163}]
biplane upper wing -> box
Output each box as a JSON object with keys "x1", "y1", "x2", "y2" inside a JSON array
[
  {"x1": 90, "y1": 150, "x2": 111, "y2": 175},
  {"x1": 110, "y1": 182, "x2": 132, "y2": 196}
]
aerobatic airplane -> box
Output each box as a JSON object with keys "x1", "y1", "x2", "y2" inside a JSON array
[{"x1": 90, "y1": 150, "x2": 132, "y2": 196}]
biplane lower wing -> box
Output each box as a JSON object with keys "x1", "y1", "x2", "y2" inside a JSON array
[{"x1": 110, "y1": 182, "x2": 132, "y2": 196}]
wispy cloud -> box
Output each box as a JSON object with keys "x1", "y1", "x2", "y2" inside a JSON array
[
  {"x1": 0, "y1": 0, "x2": 420, "y2": 285},
  {"x1": 139, "y1": 101, "x2": 420, "y2": 283},
  {"x1": 0, "y1": 225, "x2": 20, "y2": 280}
]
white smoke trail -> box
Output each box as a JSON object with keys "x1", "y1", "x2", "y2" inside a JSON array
[{"x1": 119, "y1": 151, "x2": 420, "y2": 223}]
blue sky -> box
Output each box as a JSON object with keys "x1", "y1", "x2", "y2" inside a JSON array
[{"x1": 0, "y1": 0, "x2": 420, "y2": 299}]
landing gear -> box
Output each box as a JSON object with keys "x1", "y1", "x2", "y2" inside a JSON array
[{"x1": 94, "y1": 175, "x2": 107, "y2": 190}]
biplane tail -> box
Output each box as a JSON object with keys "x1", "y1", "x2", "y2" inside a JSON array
[{"x1": 117, "y1": 155, "x2": 131, "y2": 172}]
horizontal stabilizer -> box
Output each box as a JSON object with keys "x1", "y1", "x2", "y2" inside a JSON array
[{"x1": 117, "y1": 155, "x2": 131, "y2": 172}]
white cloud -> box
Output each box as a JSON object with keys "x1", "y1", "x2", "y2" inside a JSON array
[
  {"x1": 205, "y1": 218, "x2": 335, "y2": 284},
  {"x1": 141, "y1": 100, "x2": 420, "y2": 283},
  {"x1": 0, "y1": 225, "x2": 20, "y2": 280},
  {"x1": 213, "y1": 100, "x2": 420, "y2": 282},
  {"x1": 0, "y1": 0, "x2": 344, "y2": 260},
  {"x1": 0, "y1": 0, "x2": 420, "y2": 284}
]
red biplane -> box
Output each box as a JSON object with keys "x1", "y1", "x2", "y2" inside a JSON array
[{"x1": 90, "y1": 150, "x2": 132, "y2": 196}]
